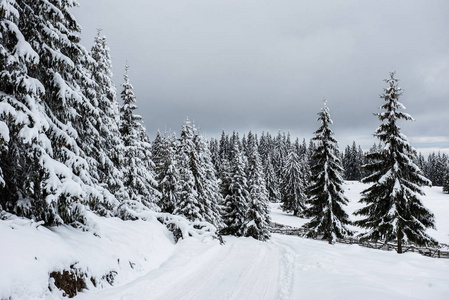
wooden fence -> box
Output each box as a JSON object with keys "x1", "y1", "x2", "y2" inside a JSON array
[{"x1": 270, "y1": 222, "x2": 449, "y2": 259}]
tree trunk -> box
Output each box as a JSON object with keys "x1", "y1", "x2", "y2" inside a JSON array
[{"x1": 397, "y1": 230, "x2": 403, "y2": 254}]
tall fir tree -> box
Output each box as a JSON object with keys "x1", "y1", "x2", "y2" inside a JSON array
[
  {"x1": 0, "y1": 0, "x2": 45, "y2": 213},
  {"x1": 263, "y1": 153, "x2": 281, "y2": 202},
  {"x1": 89, "y1": 29, "x2": 125, "y2": 203},
  {"x1": 245, "y1": 131, "x2": 271, "y2": 241},
  {"x1": 280, "y1": 148, "x2": 307, "y2": 216},
  {"x1": 443, "y1": 171, "x2": 449, "y2": 194},
  {"x1": 343, "y1": 141, "x2": 363, "y2": 181},
  {"x1": 174, "y1": 132, "x2": 198, "y2": 222},
  {"x1": 118, "y1": 64, "x2": 159, "y2": 217},
  {"x1": 302, "y1": 100, "x2": 352, "y2": 244},
  {"x1": 173, "y1": 120, "x2": 223, "y2": 228},
  {"x1": 354, "y1": 72, "x2": 436, "y2": 253},
  {"x1": 1, "y1": 0, "x2": 114, "y2": 224},
  {"x1": 220, "y1": 142, "x2": 250, "y2": 236},
  {"x1": 193, "y1": 129, "x2": 224, "y2": 229},
  {"x1": 152, "y1": 131, "x2": 180, "y2": 214}
]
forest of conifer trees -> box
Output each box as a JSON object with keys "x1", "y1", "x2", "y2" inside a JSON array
[{"x1": 1, "y1": 1, "x2": 448, "y2": 249}]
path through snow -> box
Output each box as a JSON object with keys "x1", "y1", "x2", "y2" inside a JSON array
[
  {"x1": 76, "y1": 233, "x2": 449, "y2": 300},
  {"x1": 73, "y1": 182, "x2": 449, "y2": 300},
  {"x1": 77, "y1": 237, "x2": 285, "y2": 300}
]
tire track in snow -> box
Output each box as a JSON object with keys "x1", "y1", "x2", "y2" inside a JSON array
[
  {"x1": 276, "y1": 237, "x2": 296, "y2": 300},
  {"x1": 77, "y1": 237, "x2": 287, "y2": 300},
  {"x1": 167, "y1": 238, "x2": 280, "y2": 300}
]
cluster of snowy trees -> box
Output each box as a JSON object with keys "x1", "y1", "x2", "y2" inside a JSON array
[
  {"x1": 267, "y1": 73, "x2": 437, "y2": 252},
  {"x1": 341, "y1": 142, "x2": 449, "y2": 189},
  {"x1": 0, "y1": 0, "x2": 272, "y2": 241},
  {"x1": 416, "y1": 152, "x2": 449, "y2": 191},
  {"x1": 0, "y1": 1, "x2": 158, "y2": 226},
  {"x1": 152, "y1": 125, "x2": 271, "y2": 241},
  {"x1": 0, "y1": 2, "x2": 445, "y2": 251}
]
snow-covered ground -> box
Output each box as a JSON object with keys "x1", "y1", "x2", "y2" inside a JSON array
[{"x1": 1, "y1": 182, "x2": 449, "y2": 299}]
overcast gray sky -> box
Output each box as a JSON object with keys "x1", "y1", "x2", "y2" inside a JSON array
[{"x1": 75, "y1": 0, "x2": 449, "y2": 154}]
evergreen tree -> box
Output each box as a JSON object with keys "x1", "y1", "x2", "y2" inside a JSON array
[
  {"x1": 175, "y1": 132, "x2": 198, "y2": 222},
  {"x1": 245, "y1": 131, "x2": 271, "y2": 241},
  {"x1": 431, "y1": 153, "x2": 448, "y2": 186},
  {"x1": 152, "y1": 131, "x2": 180, "y2": 214},
  {"x1": 193, "y1": 130, "x2": 224, "y2": 229},
  {"x1": 343, "y1": 141, "x2": 362, "y2": 180},
  {"x1": 1, "y1": 0, "x2": 112, "y2": 224},
  {"x1": 415, "y1": 152, "x2": 427, "y2": 178},
  {"x1": 89, "y1": 29, "x2": 125, "y2": 202},
  {"x1": 307, "y1": 139, "x2": 316, "y2": 169},
  {"x1": 174, "y1": 120, "x2": 223, "y2": 228},
  {"x1": 273, "y1": 131, "x2": 287, "y2": 180},
  {"x1": 302, "y1": 100, "x2": 352, "y2": 244},
  {"x1": 299, "y1": 138, "x2": 308, "y2": 159},
  {"x1": 119, "y1": 64, "x2": 159, "y2": 217},
  {"x1": 221, "y1": 142, "x2": 250, "y2": 236},
  {"x1": 280, "y1": 148, "x2": 307, "y2": 216},
  {"x1": 443, "y1": 171, "x2": 449, "y2": 194},
  {"x1": 0, "y1": 0, "x2": 45, "y2": 213},
  {"x1": 264, "y1": 153, "x2": 281, "y2": 202},
  {"x1": 218, "y1": 130, "x2": 230, "y2": 163},
  {"x1": 354, "y1": 72, "x2": 436, "y2": 253},
  {"x1": 209, "y1": 137, "x2": 220, "y2": 172}
]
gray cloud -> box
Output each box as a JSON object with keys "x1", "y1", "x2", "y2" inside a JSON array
[{"x1": 76, "y1": 0, "x2": 449, "y2": 154}]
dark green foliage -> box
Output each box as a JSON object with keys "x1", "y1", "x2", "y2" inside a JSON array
[
  {"x1": 152, "y1": 131, "x2": 180, "y2": 214},
  {"x1": 173, "y1": 120, "x2": 223, "y2": 228},
  {"x1": 443, "y1": 172, "x2": 449, "y2": 193},
  {"x1": 0, "y1": 0, "x2": 114, "y2": 225},
  {"x1": 342, "y1": 141, "x2": 363, "y2": 181},
  {"x1": 221, "y1": 143, "x2": 250, "y2": 236},
  {"x1": 355, "y1": 72, "x2": 436, "y2": 253},
  {"x1": 89, "y1": 30, "x2": 125, "y2": 202},
  {"x1": 280, "y1": 149, "x2": 307, "y2": 216},
  {"x1": 245, "y1": 131, "x2": 271, "y2": 241},
  {"x1": 118, "y1": 65, "x2": 160, "y2": 216},
  {"x1": 302, "y1": 100, "x2": 352, "y2": 244}
]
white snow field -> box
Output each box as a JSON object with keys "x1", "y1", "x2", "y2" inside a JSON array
[{"x1": 1, "y1": 182, "x2": 449, "y2": 299}]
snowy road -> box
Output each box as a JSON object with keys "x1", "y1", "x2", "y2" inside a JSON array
[
  {"x1": 76, "y1": 233, "x2": 449, "y2": 300},
  {"x1": 77, "y1": 237, "x2": 285, "y2": 300},
  {"x1": 2, "y1": 183, "x2": 448, "y2": 300},
  {"x1": 75, "y1": 185, "x2": 449, "y2": 300}
]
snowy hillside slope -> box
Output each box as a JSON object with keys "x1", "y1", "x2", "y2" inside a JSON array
[
  {"x1": 0, "y1": 212, "x2": 176, "y2": 299},
  {"x1": 1, "y1": 181, "x2": 448, "y2": 299}
]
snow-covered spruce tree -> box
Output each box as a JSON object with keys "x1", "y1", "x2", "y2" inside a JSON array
[
  {"x1": 273, "y1": 131, "x2": 288, "y2": 180},
  {"x1": 354, "y1": 72, "x2": 436, "y2": 253},
  {"x1": 1, "y1": 0, "x2": 112, "y2": 225},
  {"x1": 0, "y1": 0, "x2": 45, "y2": 211},
  {"x1": 280, "y1": 148, "x2": 307, "y2": 216},
  {"x1": 263, "y1": 154, "x2": 281, "y2": 202},
  {"x1": 427, "y1": 152, "x2": 448, "y2": 186},
  {"x1": 343, "y1": 141, "x2": 363, "y2": 181},
  {"x1": 218, "y1": 130, "x2": 230, "y2": 163},
  {"x1": 194, "y1": 132, "x2": 224, "y2": 229},
  {"x1": 245, "y1": 131, "x2": 270, "y2": 241},
  {"x1": 443, "y1": 171, "x2": 449, "y2": 194},
  {"x1": 174, "y1": 120, "x2": 199, "y2": 221},
  {"x1": 118, "y1": 64, "x2": 159, "y2": 218},
  {"x1": 259, "y1": 132, "x2": 281, "y2": 202},
  {"x1": 220, "y1": 142, "x2": 250, "y2": 236},
  {"x1": 152, "y1": 131, "x2": 180, "y2": 214},
  {"x1": 209, "y1": 137, "x2": 220, "y2": 172},
  {"x1": 174, "y1": 120, "x2": 223, "y2": 229},
  {"x1": 89, "y1": 29, "x2": 125, "y2": 202},
  {"x1": 302, "y1": 100, "x2": 352, "y2": 244}
]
